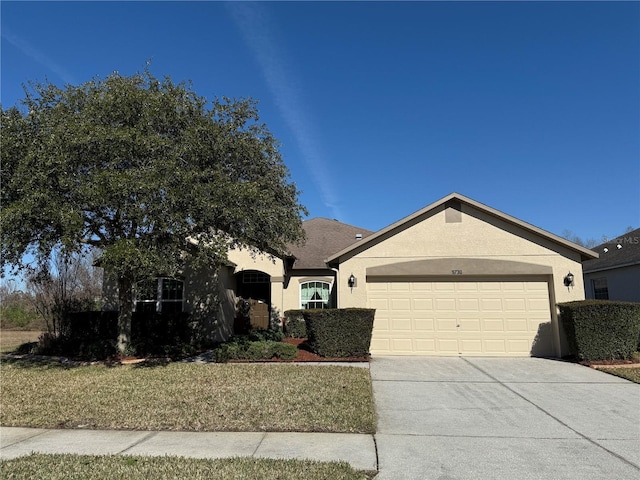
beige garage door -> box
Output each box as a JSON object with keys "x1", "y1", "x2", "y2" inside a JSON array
[{"x1": 367, "y1": 280, "x2": 553, "y2": 356}]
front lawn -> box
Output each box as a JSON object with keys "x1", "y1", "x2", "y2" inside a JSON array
[
  {"x1": 1, "y1": 454, "x2": 376, "y2": 480},
  {"x1": 0, "y1": 360, "x2": 375, "y2": 433},
  {"x1": 0, "y1": 330, "x2": 42, "y2": 353}
]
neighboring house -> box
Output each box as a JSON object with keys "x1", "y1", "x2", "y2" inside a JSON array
[
  {"x1": 582, "y1": 227, "x2": 640, "y2": 302},
  {"x1": 104, "y1": 193, "x2": 597, "y2": 357}
]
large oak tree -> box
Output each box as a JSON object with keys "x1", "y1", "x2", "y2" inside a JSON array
[{"x1": 1, "y1": 69, "x2": 306, "y2": 353}]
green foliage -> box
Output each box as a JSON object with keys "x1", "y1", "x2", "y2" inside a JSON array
[
  {"x1": 283, "y1": 309, "x2": 307, "y2": 338},
  {"x1": 214, "y1": 339, "x2": 297, "y2": 362},
  {"x1": 304, "y1": 309, "x2": 375, "y2": 358},
  {"x1": 246, "y1": 329, "x2": 285, "y2": 342},
  {"x1": 33, "y1": 311, "x2": 199, "y2": 360},
  {"x1": 0, "y1": 304, "x2": 34, "y2": 329},
  {"x1": 0, "y1": 290, "x2": 44, "y2": 330},
  {"x1": 1, "y1": 68, "x2": 306, "y2": 353},
  {"x1": 559, "y1": 300, "x2": 640, "y2": 361}
]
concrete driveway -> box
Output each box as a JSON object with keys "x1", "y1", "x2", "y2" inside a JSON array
[{"x1": 371, "y1": 357, "x2": 640, "y2": 480}]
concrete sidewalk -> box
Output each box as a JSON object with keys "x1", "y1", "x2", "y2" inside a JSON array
[{"x1": 0, "y1": 427, "x2": 377, "y2": 471}]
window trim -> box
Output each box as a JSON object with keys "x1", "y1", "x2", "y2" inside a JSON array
[
  {"x1": 134, "y1": 277, "x2": 184, "y2": 313},
  {"x1": 300, "y1": 280, "x2": 332, "y2": 309}
]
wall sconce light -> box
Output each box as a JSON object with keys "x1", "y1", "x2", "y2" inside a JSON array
[
  {"x1": 348, "y1": 274, "x2": 356, "y2": 289},
  {"x1": 564, "y1": 272, "x2": 574, "y2": 287}
]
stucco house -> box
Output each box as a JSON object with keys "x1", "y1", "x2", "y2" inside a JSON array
[
  {"x1": 582, "y1": 227, "x2": 640, "y2": 302},
  {"x1": 104, "y1": 193, "x2": 597, "y2": 357}
]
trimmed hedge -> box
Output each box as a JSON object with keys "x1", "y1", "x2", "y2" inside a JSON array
[
  {"x1": 303, "y1": 308, "x2": 375, "y2": 358},
  {"x1": 214, "y1": 340, "x2": 297, "y2": 362},
  {"x1": 284, "y1": 309, "x2": 307, "y2": 338},
  {"x1": 559, "y1": 300, "x2": 640, "y2": 361}
]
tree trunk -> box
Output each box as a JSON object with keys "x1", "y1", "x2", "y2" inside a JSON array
[{"x1": 117, "y1": 275, "x2": 134, "y2": 355}]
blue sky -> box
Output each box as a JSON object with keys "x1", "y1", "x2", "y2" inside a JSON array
[{"x1": 2, "y1": 1, "x2": 639, "y2": 246}]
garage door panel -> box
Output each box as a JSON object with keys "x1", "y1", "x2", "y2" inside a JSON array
[
  {"x1": 435, "y1": 283, "x2": 455, "y2": 292},
  {"x1": 481, "y1": 298, "x2": 503, "y2": 311},
  {"x1": 414, "y1": 338, "x2": 437, "y2": 353},
  {"x1": 436, "y1": 298, "x2": 456, "y2": 310},
  {"x1": 370, "y1": 337, "x2": 391, "y2": 353},
  {"x1": 367, "y1": 282, "x2": 388, "y2": 292},
  {"x1": 436, "y1": 318, "x2": 458, "y2": 331},
  {"x1": 390, "y1": 282, "x2": 411, "y2": 292},
  {"x1": 368, "y1": 280, "x2": 552, "y2": 356},
  {"x1": 507, "y1": 339, "x2": 531, "y2": 353},
  {"x1": 503, "y1": 282, "x2": 526, "y2": 291},
  {"x1": 414, "y1": 318, "x2": 435, "y2": 330},
  {"x1": 479, "y1": 283, "x2": 503, "y2": 292},
  {"x1": 484, "y1": 339, "x2": 507, "y2": 354},
  {"x1": 391, "y1": 298, "x2": 412, "y2": 311},
  {"x1": 436, "y1": 338, "x2": 459, "y2": 354},
  {"x1": 368, "y1": 298, "x2": 389, "y2": 311},
  {"x1": 482, "y1": 319, "x2": 504, "y2": 331},
  {"x1": 390, "y1": 338, "x2": 413, "y2": 352},
  {"x1": 459, "y1": 338, "x2": 482, "y2": 351},
  {"x1": 459, "y1": 318, "x2": 481, "y2": 332},
  {"x1": 457, "y1": 298, "x2": 480, "y2": 311},
  {"x1": 391, "y1": 318, "x2": 412, "y2": 331},
  {"x1": 528, "y1": 298, "x2": 550, "y2": 311},
  {"x1": 506, "y1": 319, "x2": 528, "y2": 332},
  {"x1": 503, "y1": 298, "x2": 527, "y2": 311},
  {"x1": 411, "y1": 282, "x2": 433, "y2": 291},
  {"x1": 413, "y1": 298, "x2": 434, "y2": 310}
]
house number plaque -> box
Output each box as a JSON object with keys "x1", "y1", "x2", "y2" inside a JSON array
[{"x1": 451, "y1": 270, "x2": 463, "y2": 275}]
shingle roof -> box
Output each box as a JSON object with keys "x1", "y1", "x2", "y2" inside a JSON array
[
  {"x1": 582, "y1": 227, "x2": 640, "y2": 273},
  {"x1": 288, "y1": 218, "x2": 374, "y2": 269}
]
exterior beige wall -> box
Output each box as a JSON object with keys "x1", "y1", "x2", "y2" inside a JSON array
[
  {"x1": 334, "y1": 205, "x2": 586, "y2": 357},
  {"x1": 226, "y1": 248, "x2": 284, "y2": 278},
  {"x1": 184, "y1": 263, "x2": 235, "y2": 343}
]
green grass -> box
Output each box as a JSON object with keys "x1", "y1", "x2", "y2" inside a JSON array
[
  {"x1": 0, "y1": 360, "x2": 375, "y2": 433},
  {"x1": 1, "y1": 454, "x2": 377, "y2": 480},
  {"x1": 597, "y1": 366, "x2": 640, "y2": 383}
]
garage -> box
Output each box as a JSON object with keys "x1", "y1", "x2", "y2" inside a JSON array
[
  {"x1": 367, "y1": 278, "x2": 554, "y2": 356},
  {"x1": 326, "y1": 193, "x2": 598, "y2": 358}
]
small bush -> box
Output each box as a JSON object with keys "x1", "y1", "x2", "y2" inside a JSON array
[
  {"x1": 15, "y1": 341, "x2": 38, "y2": 354},
  {"x1": 304, "y1": 308, "x2": 375, "y2": 358},
  {"x1": 559, "y1": 300, "x2": 640, "y2": 361},
  {"x1": 284, "y1": 310, "x2": 307, "y2": 338},
  {"x1": 247, "y1": 329, "x2": 284, "y2": 343}
]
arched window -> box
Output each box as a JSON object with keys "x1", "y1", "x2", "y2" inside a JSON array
[
  {"x1": 135, "y1": 278, "x2": 184, "y2": 313},
  {"x1": 300, "y1": 281, "x2": 331, "y2": 309}
]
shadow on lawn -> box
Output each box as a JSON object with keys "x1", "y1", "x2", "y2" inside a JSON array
[
  {"x1": 1, "y1": 354, "x2": 90, "y2": 369},
  {"x1": 1, "y1": 353, "x2": 175, "y2": 369}
]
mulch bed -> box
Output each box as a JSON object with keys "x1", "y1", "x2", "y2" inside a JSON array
[
  {"x1": 281, "y1": 338, "x2": 369, "y2": 363},
  {"x1": 226, "y1": 338, "x2": 369, "y2": 363},
  {"x1": 581, "y1": 358, "x2": 640, "y2": 369},
  {"x1": 3, "y1": 338, "x2": 370, "y2": 365}
]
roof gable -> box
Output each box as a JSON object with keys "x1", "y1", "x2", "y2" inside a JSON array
[{"x1": 326, "y1": 193, "x2": 598, "y2": 265}]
